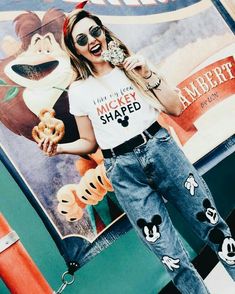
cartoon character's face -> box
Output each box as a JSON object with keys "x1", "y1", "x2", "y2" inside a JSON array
[
  {"x1": 196, "y1": 198, "x2": 218, "y2": 225},
  {"x1": 4, "y1": 32, "x2": 72, "y2": 89},
  {"x1": 218, "y1": 237, "x2": 235, "y2": 265},
  {"x1": 72, "y1": 17, "x2": 107, "y2": 67},
  {"x1": 143, "y1": 224, "x2": 160, "y2": 242},
  {"x1": 209, "y1": 227, "x2": 235, "y2": 266},
  {"x1": 137, "y1": 214, "x2": 162, "y2": 243},
  {"x1": 205, "y1": 207, "x2": 218, "y2": 224}
]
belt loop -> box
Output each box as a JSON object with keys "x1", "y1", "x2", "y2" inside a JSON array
[
  {"x1": 111, "y1": 148, "x2": 116, "y2": 157},
  {"x1": 143, "y1": 129, "x2": 153, "y2": 139}
]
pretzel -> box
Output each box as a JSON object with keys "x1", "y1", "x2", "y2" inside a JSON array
[{"x1": 32, "y1": 108, "x2": 65, "y2": 144}]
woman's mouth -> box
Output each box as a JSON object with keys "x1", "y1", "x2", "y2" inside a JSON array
[{"x1": 90, "y1": 44, "x2": 102, "y2": 57}]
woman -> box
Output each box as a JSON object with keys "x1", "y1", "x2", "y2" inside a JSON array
[{"x1": 40, "y1": 8, "x2": 235, "y2": 294}]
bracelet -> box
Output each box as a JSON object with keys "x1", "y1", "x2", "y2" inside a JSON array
[
  {"x1": 143, "y1": 70, "x2": 152, "y2": 79},
  {"x1": 146, "y1": 76, "x2": 162, "y2": 90}
]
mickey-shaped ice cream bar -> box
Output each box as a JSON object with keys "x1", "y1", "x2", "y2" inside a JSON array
[
  {"x1": 101, "y1": 41, "x2": 126, "y2": 66},
  {"x1": 32, "y1": 108, "x2": 65, "y2": 144}
]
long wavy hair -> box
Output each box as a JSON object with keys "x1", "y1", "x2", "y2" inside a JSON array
[{"x1": 63, "y1": 9, "x2": 164, "y2": 111}]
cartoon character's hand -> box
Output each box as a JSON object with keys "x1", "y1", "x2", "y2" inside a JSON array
[
  {"x1": 184, "y1": 173, "x2": 198, "y2": 196},
  {"x1": 56, "y1": 163, "x2": 113, "y2": 222},
  {"x1": 123, "y1": 54, "x2": 151, "y2": 78},
  {"x1": 57, "y1": 184, "x2": 85, "y2": 222},
  {"x1": 75, "y1": 149, "x2": 104, "y2": 176},
  {"x1": 162, "y1": 256, "x2": 180, "y2": 271}
]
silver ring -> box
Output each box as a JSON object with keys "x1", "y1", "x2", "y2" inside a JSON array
[{"x1": 62, "y1": 271, "x2": 75, "y2": 285}]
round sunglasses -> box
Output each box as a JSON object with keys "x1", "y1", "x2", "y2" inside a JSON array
[{"x1": 75, "y1": 26, "x2": 102, "y2": 46}]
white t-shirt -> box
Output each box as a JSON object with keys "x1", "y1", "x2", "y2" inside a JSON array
[{"x1": 68, "y1": 67, "x2": 159, "y2": 149}]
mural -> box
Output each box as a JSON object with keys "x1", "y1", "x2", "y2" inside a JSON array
[{"x1": 0, "y1": 0, "x2": 234, "y2": 275}]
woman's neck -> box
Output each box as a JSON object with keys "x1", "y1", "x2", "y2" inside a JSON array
[{"x1": 93, "y1": 61, "x2": 114, "y2": 77}]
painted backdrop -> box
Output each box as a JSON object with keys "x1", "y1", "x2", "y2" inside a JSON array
[{"x1": 0, "y1": 0, "x2": 234, "y2": 275}]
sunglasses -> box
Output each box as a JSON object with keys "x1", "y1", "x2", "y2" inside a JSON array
[{"x1": 75, "y1": 26, "x2": 102, "y2": 47}]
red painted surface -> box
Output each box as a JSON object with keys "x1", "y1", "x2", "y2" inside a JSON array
[{"x1": 0, "y1": 214, "x2": 53, "y2": 294}]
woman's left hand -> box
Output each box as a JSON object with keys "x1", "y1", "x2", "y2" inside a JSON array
[{"x1": 123, "y1": 54, "x2": 151, "y2": 78}]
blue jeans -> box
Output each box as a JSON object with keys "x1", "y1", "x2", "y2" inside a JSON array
[{"x1": 104, "y1": 127, "x2": 235, "y2": 294}]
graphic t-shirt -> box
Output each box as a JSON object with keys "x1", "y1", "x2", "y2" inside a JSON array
[{"x1": 68, "y1": 67, "x2": 159, "y2": 149}]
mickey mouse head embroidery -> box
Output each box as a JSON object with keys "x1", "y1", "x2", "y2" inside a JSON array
[
  {"x1": 137, "y1": 214, "x2": 162, "y2": 243},
  {"x1": 209, "y1": 227, "x2": 235, "y2": 265},
  {"x1": 117, "y1": 116, "x2": 129, "y2": 127},
  {"x1": 196, "y1": 198, "x2": 218, "y2": 225}
]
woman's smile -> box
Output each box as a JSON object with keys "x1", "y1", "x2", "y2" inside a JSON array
[{"x1": 89, "y1": 43, "x2": 102, "y2": 56}]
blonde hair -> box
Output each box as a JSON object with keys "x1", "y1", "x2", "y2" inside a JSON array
[{"x1": 63, "y1": 9, "x2": 164, "y2": 111}]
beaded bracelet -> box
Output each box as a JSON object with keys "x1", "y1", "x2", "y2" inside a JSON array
[
  {"x1": 147, "y1": 78, "x2": 161, "y2": 90},
  {"x1": 144, "y1": 71, "x2": 162, "y2": 90}
]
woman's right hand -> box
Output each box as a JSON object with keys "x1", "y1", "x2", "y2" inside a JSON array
[
  {"x1": 37, "y1": 116, "x2": 98, "y2": 157},
  {"x1": 38, "y1": 138, "x2": 59, "y2": 157}
]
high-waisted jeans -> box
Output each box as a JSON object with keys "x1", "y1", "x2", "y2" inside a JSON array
[{"x1": 103, "y1": 127, "x2": 235, "y2": 294}]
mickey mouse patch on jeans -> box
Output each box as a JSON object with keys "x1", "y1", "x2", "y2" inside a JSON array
[
  {"x1": 137, "y1": 214, "x2": 162, "y2": 243},
  {"x1": 209, "y1": 227, "x2": 235, "y2": 266},
  {"x1": 162, "y1": 256, "x2": 180, "y2": 271},
  {"x1": 184, "y1": 173, "x2": 198, "y2": 196},
  {"x1": 196, "y1": 198, "x2": 218, "y2": 225}
]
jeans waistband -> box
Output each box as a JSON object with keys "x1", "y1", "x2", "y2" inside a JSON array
[{"x1": 101, "y1": 121, "x2": 161, "y2": 158}]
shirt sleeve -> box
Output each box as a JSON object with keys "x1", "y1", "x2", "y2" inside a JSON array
[{"x1": 68, "y1": 82, "x2": 88, "y2": 116}]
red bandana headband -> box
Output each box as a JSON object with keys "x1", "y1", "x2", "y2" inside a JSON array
[{"x1": 63, "y1": 1, "x2": 88, "y2": 35}]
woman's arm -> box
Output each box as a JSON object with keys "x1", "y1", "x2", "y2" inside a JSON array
[
  {"x1": 123, "y1": 55, "x2": 183, "y2": 116},
  {"x1": 146, "y1": 72, "x2": 183, "y2": 116},
  {"x1": 39, "y1": 116, "x2": 98, "y2": 156}
]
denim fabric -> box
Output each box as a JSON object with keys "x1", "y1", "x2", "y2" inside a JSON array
[{"x1": 104, "y1": 127, "x2": 235, "y2": 294}]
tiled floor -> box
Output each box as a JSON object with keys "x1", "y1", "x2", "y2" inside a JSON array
[{"x1": 204, "y1": 262, "x2": 235, "y2": 294}]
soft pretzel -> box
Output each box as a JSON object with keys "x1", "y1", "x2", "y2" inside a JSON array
[{"x1": 32, "y1": 108, "x2": 65, "y2": 144}]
